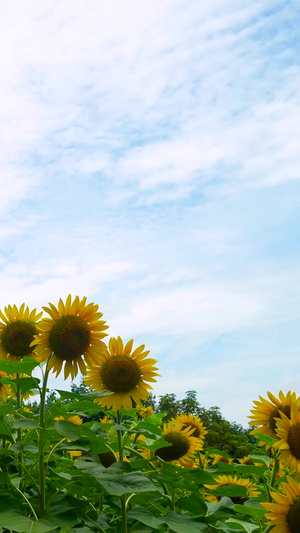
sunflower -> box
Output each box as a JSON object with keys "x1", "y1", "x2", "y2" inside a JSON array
[
  {"x1": 249, "y1": 391, "x2": 299, "y2": 447},
  {"x1": 239, "y1": 456, "x2": 265, "y2": 465},
  {"x1": 32, "y1": 295, "x2": 108, "y2": 380},
  {"x1": 84, "y1": 336, "x2": 159, "y2": 411},
  {"x1": 54, "y1": 415, "x2": 83, "y2": 425},
  {"x1": 155, "y1": 421, "x2": 203, "y2": 463},
  {"x1": 100, "y1": 415, "x2": 114, "y2": 424},
  {"x1": 0, "y1": 304, "x2": 42, "y2": 361},
  {"x1": 137, "y1": 406, "x2": 154, "y2": 418},
  {"x1": 274, "y1": 402, "x2": 300, "y2": 477},
  {"x1": 172, "y1": 413, "x2": 207, "y2": 446},
  {"x1": 210, "y1": 454, "x2": 233, "y2": 465},
  {"x1": 262, "y1": 475, "x2": 300, "y2": 533},
  {"x1": 204, "y1": 474, "x2": 261, "y2": 504},
  {"x1": 0, "y1": 371, "x2": 12, "y2": 400}
]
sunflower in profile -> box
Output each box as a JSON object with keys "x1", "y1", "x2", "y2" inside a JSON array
[
  {"x1": 0, "y1": 371, "x2": 12, "y2": 400},
  {"x1": 155, "y1": 421, "x2": 203, "y2": 463},
  {"x1": 0, "y1": 304, "x2": 42, "y2": 361},
  {"x1": 172, "y1": 413, "x2": 207, "y2": 447},
  {"x1": 32, "y1": 295, "x2": 108, "y2": 380},
  {"x1": 274, "y1": 402, "x2": 300, "y2": 477},
  {"x1": 248, "y1": 391, "x2": 299, "y2": 447},
  {"x1": 262, "y1": 475, "x2": 300, "y2": 533},
  {"x1": 84, "y1": 336, "x2": 159, "y2": 411},
  {"x1": 204, "y1": 474, "x2": 261, "y2": 504}
]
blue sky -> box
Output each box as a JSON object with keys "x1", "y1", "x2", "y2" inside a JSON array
[{"x1": 0, "y1": 0, "x2": 299, "y2": 425}]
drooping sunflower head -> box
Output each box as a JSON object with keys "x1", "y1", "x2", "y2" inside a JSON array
[
  {"x1": 204, "y1": 474, "x2": 261, "y2": 504},
  {"x1": 248, "y1": 391, "x2": 299, "y2": 447},
  {"x1": 0, "y1": 304, "x2": 42, "y2": 362},
  {"x1": 172, "y1": 413, "x2": 207, "y2": 445},
  {"x1": 33, "y1": 295, "x2": 108, "y2": 380},
  {"x1": 155, "y1": 421, "x2": 203, "y2": 463},
  {"x1": 274, "y1": 402, "x2": 300, "y2": 477},
  {"x1": 262, "y1": 476, "x2": 300, "y2": 533},
  {"x1": 0, "y1": 371, "x2": 12, "y2": 401},
  {"x1": 84, "y1": 336, "x2": 160, "y2": 411}
]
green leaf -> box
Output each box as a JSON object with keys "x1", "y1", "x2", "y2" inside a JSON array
[
  {"x1": 0, "y1": 356, "x2": 40, "y2": 375},
  {"x1": 225, "y1": 518, "x2": 259, "y2": 533},
  {"x1": 0, "y1": 404, "x2": 15, "y2": 415},
  {"x1": 0, "y1": 512, "x2": 55, "y2": 533},
  {"x1": 0, "y1": 419, "x2": 14, "y2": 443},
  {"x1": 14, "y1": 419, "x2": 40, "y2": 430},
  {"x1": 54, "y1": 420, "x2": 96, "y2": 441},
  {"x1": 128, "y1": 508, "x2": 207, "y2": 533},
  {"x1": 134, "y1": 421, "x2": 162, "y2": 438},
  {"x1": 76, "y1": 461, "x2": 158, "y2": 495},
  {"x1": 176, "y1": 494, "x2": 207, "y2": 515},
  {"x1": 209, "y1": 485, "x2": 248, "y2": 498},
  {"x1": 254, "y1": 432, "x2": 276, "y2": 446},
  {"x1": 235, "y1": 464, "x2": 267, "y2": 477},
  {"x1": 233, "y1": 503, "x2": 265, "y2": 520},
  {"x1": 56, "y1": 389, "x2": 113, "y2": 400},
  {"x1": 248, "y1": 454, "x2": 272, "y2": 467}
]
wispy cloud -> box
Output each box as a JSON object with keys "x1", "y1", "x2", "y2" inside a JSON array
[{"x1": 0, "y1": 0, "x2": 299, "y2": 424}]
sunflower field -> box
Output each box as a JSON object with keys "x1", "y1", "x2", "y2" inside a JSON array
[{"x1": 0, "y1": 296, "x2": 299, "y2": 532}]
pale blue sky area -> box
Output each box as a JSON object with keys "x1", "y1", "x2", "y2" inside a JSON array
[{"x1": 0, "y1": 0, "x2": 299, "y2": 425}]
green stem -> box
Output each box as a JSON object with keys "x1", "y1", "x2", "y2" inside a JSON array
[
  {"x1": 117, "y1": 409, "x2": 123, "y2": 461},
  {"x1": 38, "y1": 363, "x2": 50, "y2": 517},
  {"x1": 45, "y1": 481, "x2": 78, "y2": 510},
  {"x1": 267, "y1": 450, "x2": 279, "y2": 502},
  {"x1": 45, "y1": 438, "x2": 66, "y2": 463},
  {"x1": 16, "y1": 374, "x2": 23, "y2": 479},
  {"x1": 117, "y1": 409, "x2": 127, "y2": 533},
  {"x1": 121, "y1": 496, "x2": 128, "y2": 533},
  {"x1": 170, "y1": 488, "x2": 175, "y2": 511},
  {"x1": 14, "y1": 486, "x2": 38, "y2": 520}
]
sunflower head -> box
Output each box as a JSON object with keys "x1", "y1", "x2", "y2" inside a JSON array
[
  {"x1": 274, "y1": 402, "x2": 300, "y2": 477},
  {"x1": 210, "y1": 454, "x2": 233, "y2": 465},
  {"x1": 54, "y1": 415, "x2": 83, "y2": 425},
  {"x1": 249, "y1": 391, "x2": 299, "y2": 447},
  {"x1": 84, "y1": 336, "x2": 160, "y2": 411},
  {"x1": 205, "y1": 474, "x2": 261, "y2": 504},
  {"x1": 262, "y1": 476, "x2": 300, "y2": 533},
  {"x1": 33, "y1": 295, "x2": 109, "y2": 380},
  {"x1": 0, "y1": 304, "x2": 42, "y2": 361},
  {"x1": 137, "y1": 406, "x2": 154, "y2": 418},
  {"x1": 172, "y1": 413, "x2": 207, "y2": 443},
  {"x1": 155, "y1": 421, "x2": 203, "y2": 463}
]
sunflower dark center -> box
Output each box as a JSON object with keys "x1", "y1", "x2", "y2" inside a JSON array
[
  {"x1": 287, "y1": 423, "x2": 300, "y2": 460},
  {"x1": 269, "y1": 405, "x2": 291, "y2": 432},
  {"x1": 100, "y1": 355, "x2": 141, "y2": 393},
  {"x1": 98, "y1": 451, "x2": 117, "y2": 468},
  {"x1": 183, "y1": 423, "x2": 200, "y2": 438},
  {"x1": 287, "y1": 495, "x2": 300, "y2": 533},
  {"x1": 49, "y1": 315, "x2": 91, "y2": 361},
  {"x1": 155, "y1": 432, "x2": 190, "y2": 461},
  {"x1": 1, "y1": 321, "x2": 37, "y2": 358}
]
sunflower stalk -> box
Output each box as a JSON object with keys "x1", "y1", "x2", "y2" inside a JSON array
[
  {"x1": 117, "y1": 409, "x2": 128, "y2": 533},
  {"x1": 16, "y1": 374, "x2": 23, "y2": 480},
  {"x1": 38, "y1": 363, "x2": 50, "y2": 517}
]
